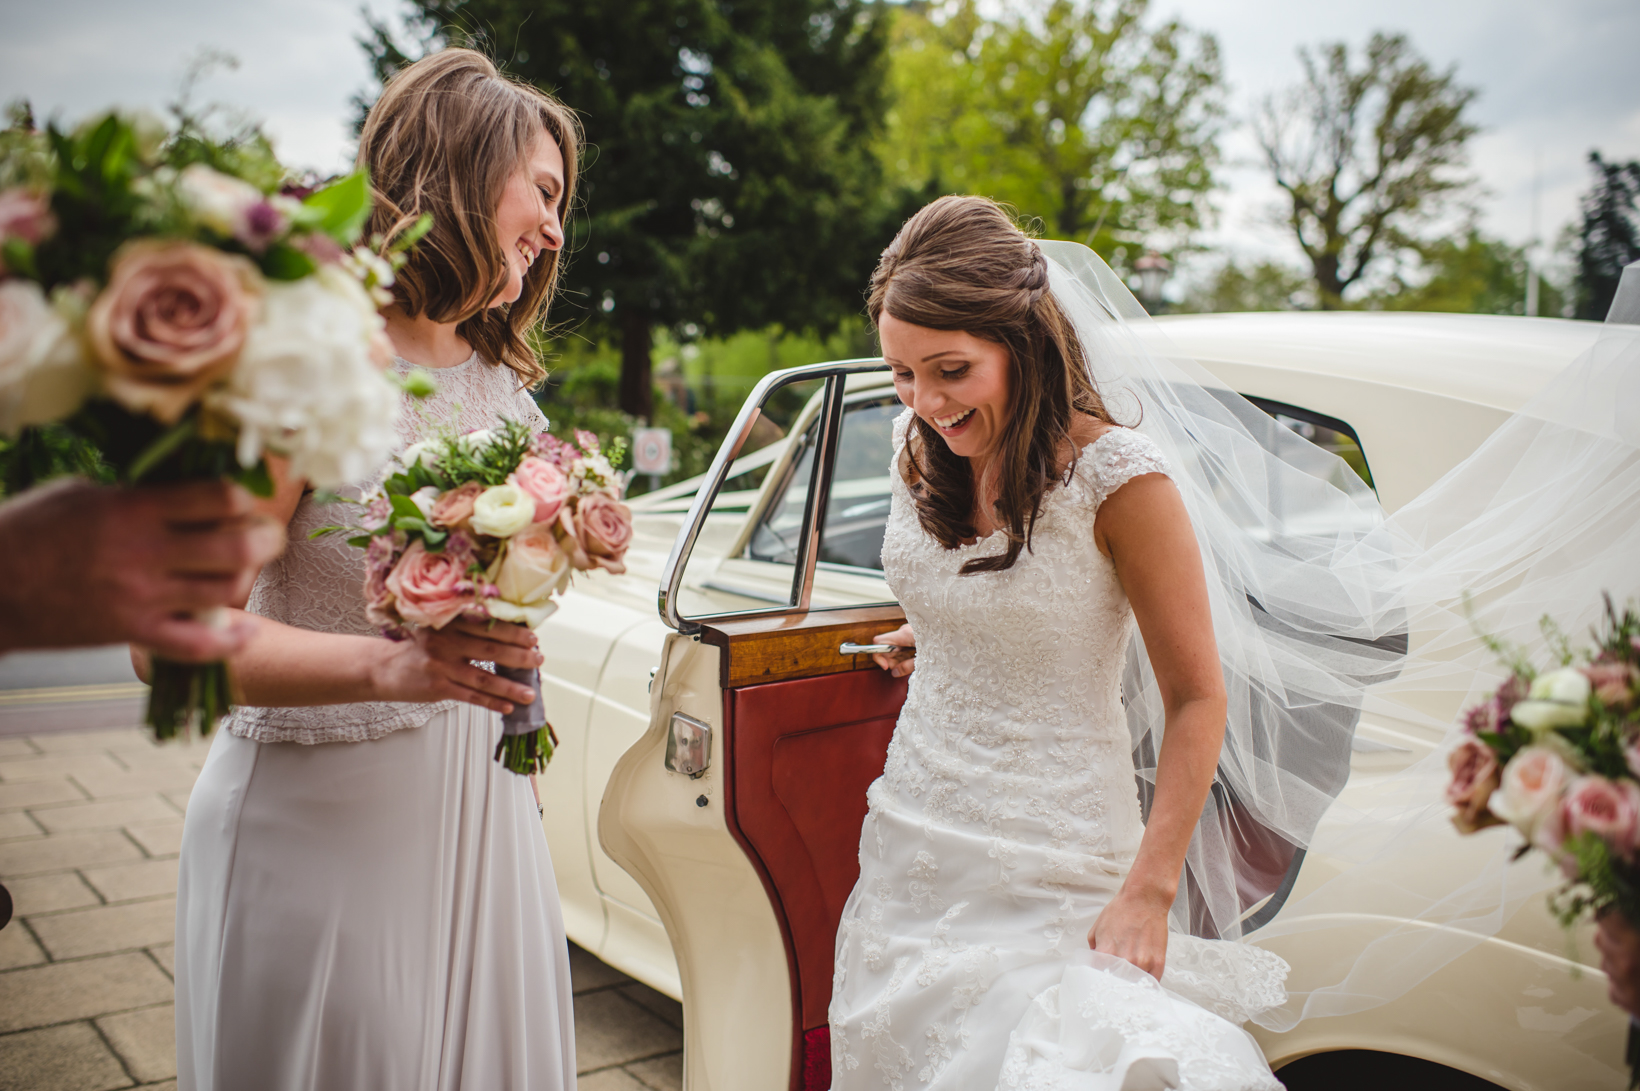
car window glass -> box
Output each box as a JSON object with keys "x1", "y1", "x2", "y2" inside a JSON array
[
  {"x1": 816, "y1": 395, "x2": 901, "y2": 571},
  {"x1": 1245, "y1": 396, "x2": 1374, "y2": 492}
]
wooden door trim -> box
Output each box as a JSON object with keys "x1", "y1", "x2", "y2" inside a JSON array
[{"x1": 698, "y1": 604, "x2": 907, "y2": 689}]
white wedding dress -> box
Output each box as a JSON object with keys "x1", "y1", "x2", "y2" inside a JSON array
[
  {"x1": 828, "y1": 412, "x2": 1288, "y2": 1091},
  {"x1": 174, "y1": 353, "x2": 575, "y2": 1091}
]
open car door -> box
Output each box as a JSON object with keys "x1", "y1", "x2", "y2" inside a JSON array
[{"x1": 601, "y1": 362, "x2": 906, "y2": 1091}]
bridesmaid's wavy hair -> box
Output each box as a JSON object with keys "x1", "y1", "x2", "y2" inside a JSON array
[
  {"x1": 358, "y1": 48, "x2": 582, "y2": 387},
  {"x1": 868, "y1": 195, "x2": 1116, "y2": 575}
]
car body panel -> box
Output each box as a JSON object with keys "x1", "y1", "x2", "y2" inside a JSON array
[{"x1": 533, "y1": 313, "x2": 1619, "y2": 1089}]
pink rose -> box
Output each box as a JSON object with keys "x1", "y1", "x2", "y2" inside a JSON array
[
  {"x1": 509, "y1": 456, "x2": 570, "y2": 523},
  {"x1": 563, "y1": 493, "x2": 633, "y2": 574},
  {"x1": 0, "y1": 189, "x2": 57, "y2": 268},
  {"x1": 383, "y1": 537, "x2": 478, "y2": 629},
  {"x1": 1446, "y1": 738, "x2": 1503, "y2": 833},
  {"x1": 1488, "y1": 746, "x2": 1570, "y2": 839},
  {"x1": 1584, "y1": 662, "x2": 1638, "y2": 709},
  {"x1": 84, "y1": 240, "x2": 261, "y2": 423},
  {"x1": 430, "y1": 481, "x2": 484, "y2": 531},
  {"x1": 1562, "y1": 776, "x2": 1640, "y2": 859}
]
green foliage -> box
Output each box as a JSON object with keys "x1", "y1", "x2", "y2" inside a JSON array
[
  {"x1": 437, "y1": 418, "x2": 536, "y2": 489},
  {"x1": 364, "y1": 0, "x2": 912, "y2": 417},
  {"x1": 1253, "y1": 32, "x2": 1480, "y2": 308},
  {"x1": 0, "y1": 424, "x2": 113, "y2": 498},
  {"x1": 882, "y1": 0, "x2": 1223, "y2": 259},
  {"x1": 1573, "y1": 151, "x2": 1640, "y2": 321},
  {"x1": 1368, "y1": 230, "x2": 1566, "y2": 316},
  {"x1": 1177, "y1": 260, "x2": 1313, "y2": 313}
]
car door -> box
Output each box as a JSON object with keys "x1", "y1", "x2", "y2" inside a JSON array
[{"x1": 600, "y1": 362, "x2": 907, "y2": 1091}]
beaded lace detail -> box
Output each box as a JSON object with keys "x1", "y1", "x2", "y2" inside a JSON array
[
  {"x1": 228, "y1": 354, "x2": 547, "y2": 745},
  {"x1": 829, "y1": 409, "x2": 1287, "y2": 1090}
]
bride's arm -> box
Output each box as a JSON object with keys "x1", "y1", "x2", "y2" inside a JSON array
[{"x1": 1086, "y1": 472, "x2": 1227, "y2": 979}]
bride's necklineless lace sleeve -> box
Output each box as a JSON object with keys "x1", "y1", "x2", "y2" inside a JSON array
[
  {"x1": 229, "y1": 353, "x2": 546, "y2": 745},
  {"x1": 1076, "y1": 428, "x2": 1174, "y2": 509}
]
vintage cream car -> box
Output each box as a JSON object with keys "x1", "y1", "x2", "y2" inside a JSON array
[{"x1": 533, "y1": 311, "x2": 1616, "y2": 1091}]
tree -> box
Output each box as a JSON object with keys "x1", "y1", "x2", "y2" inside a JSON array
[
  {"x1": 1573, "y1": 151, "x2": 1640, "y2": 320},
  {"x1": 1373, "y1": 230, "x2": 1570, "y2": 316},
  {"x1": 1253, "y1": 33, "x2": 1479, "y2": 309},
  {"x1": 363, "y1": 1, "x2": 903, "y2": 420},
  {"x1": 1177, "y1": 259, "x2": 1312, "y2": 313},
  {"x1": 882, "y1": 0, "x2": 1223, "y2": 259}
]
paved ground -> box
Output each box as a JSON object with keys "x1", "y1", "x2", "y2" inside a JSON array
[{"x1": 0, "y1": 719, "x2": 683, "y2": 1091}]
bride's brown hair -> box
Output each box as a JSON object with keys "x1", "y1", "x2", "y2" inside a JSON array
[
  {"x1": 869, "y1": 195, "x2": 1116, "y2": 575},
  {"x1": 358, "y1": 48, "x2": 582, "y2": 387}
]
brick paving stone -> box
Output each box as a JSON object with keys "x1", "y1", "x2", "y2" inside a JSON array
[
  {"x1": 161, "y1": 789, "x2": 191, "y2": 814},
  {"x1": 4, "y1": 872, "x2": 101, "y2": 915},
  {"x1": 0, "y1": 1021, "x2": 132, "y2": 1091},
  {"x1": 30, "y1": 897, "x2": 176, "y2": 960},
  {"x1": 147, "y1": 944, "x2": 175, "y2": 979},
  {"x1": 578, "y1": 1069, "x2": 650, "y2": 1091},
  {"x1": 29, "y1": 796, "x2": 181, "y2": 835},
  {"x1": 0, "y1": 738, "x2": 38, "y2": 759},
  {"x1": 616, "y1": 983, "x2": 682, "y2": 1030},
  {"x1": 27, "y1": 729, "x2": 145, "y2": 753},
  {"x1": 0, "y1": 810, "x2": 41, "y2": 839},
  {"x1": 0, "y1": 751, "x2": 126, "y2": 783},
  {"x1": 71, "y1": 767, "x2": 198, "y2": 801},
  {"x1": 0, "y1": 778, "x2": 85, "y2": 810},
  {"x1": 570, "y1": 942, "x2": 635, "y2": 993},
  {"x1": 624, "y1": 1054, "x2": 684, "y2": 1091},
  {"x1": 84, "y1": 859, "x2": 180, "y2": 904},
  {"x1": 0, "y1": 829, "x2": 142, "y2": 877},
  {"x1": 0, "y1": 921, "x2": 46, "y2": 969},
  {"x1": 98, "y1": 1004, "x2": 176, "y2": 1083},
  {"x1": 0, "y1": 951, "x2": 171, "y2": 1033},
  {"x1": 126, "y1": 822, "x2": 184, "y2": 858},
  {"x1": 572, "y1": 989, "x2": 683, "y2": 1073}
]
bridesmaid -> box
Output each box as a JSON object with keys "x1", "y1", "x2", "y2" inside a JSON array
[{"x1": 171, "y1": 49, "x2": 581, "y2": 1090}]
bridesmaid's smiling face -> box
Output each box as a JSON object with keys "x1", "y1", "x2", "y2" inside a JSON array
[
  {"x1": 882, "y1": 313, "x2": 1012, "y2": 462},
  {"x1": 490, "y1": 127, "x2": 567, "y2": 307}
]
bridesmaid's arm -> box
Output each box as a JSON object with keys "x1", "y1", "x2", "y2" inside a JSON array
[{"x1": 1088, "y1": 472, "x2": 1227, "y2": 979}]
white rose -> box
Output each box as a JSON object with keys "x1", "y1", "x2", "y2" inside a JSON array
[
  {"x1": 0, "y1": 280, "x2": 94, "y2": 434},
  {"x1": 469, "y1": 483, "x2": 535, "y2": 538},
  {"x1": 399, "y1": 439, "x2": 445, "y2": 471},
  {"x1": 409, "y1": 485, "x2": 440, "y2": 519},
  {"x1": 461, "y1": 428, "x2": 495, "y2": 453},
  {"x1": 1511, "y1": 668, "x2": 1593, "y2": 733},
  {"x1": 178, "y1": 164, "x2": 263, "y2": 238},
  {"x1": 210, "y1": 275, "x2": 400, "y2": 488},
  {"x1": 485, "y1": 523, "x2": 571, "y2": 627}
]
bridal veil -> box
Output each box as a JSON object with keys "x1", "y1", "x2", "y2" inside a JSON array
[{"x1": 1038, "y1": 240, "x2": 1640, "y2": 1029}]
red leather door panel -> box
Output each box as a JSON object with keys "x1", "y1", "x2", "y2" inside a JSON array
[{"x1": 722, "y1": 666, "x2": 908, "y2": 1088}]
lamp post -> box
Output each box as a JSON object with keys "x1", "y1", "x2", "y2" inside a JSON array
[{"x1": 1133, "y1": 250, "x2": 1172, "y2": 314}]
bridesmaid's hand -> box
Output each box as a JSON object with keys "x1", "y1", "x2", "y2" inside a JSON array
[
  {"x1": 1088, "y1": 885, "x2": 1171, "y2": 980},
  {"x1": 871, "y1": 624, "x2": 917, "y2": 678},
  {"x1": 371, "y1": 617, "x2": 543, "y2": 714}
]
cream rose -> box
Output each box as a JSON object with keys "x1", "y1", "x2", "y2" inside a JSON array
[
  {"x1": 486, "y1": 523, "x2": 572, "y2": 627},
  {"x1": 469, "y1": 483, "x2": 535, "y2": 538},
  {"x1": 1511, "y1": 667, "x2": 1593, "y2": 733},
  {"x1": 0, "y1": 280, "x2": 93, "y2": 433},
  {"x1": 86, "y1": 240, "x2": 261, "y2": 424},
  {"x1": 1488, "y1": 746, "x2": 1570, "y2": 838}
]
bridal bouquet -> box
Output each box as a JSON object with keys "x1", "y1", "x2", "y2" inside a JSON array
[
  {"x1": 0, "y1": 107, "x2": 421, "y2": 739},
  {"x1": 336, "y1": 418, "x2": 632, "y2": 774},
  {"x1": 1445, "y1": 596, "x2": 1640, "y2": 930}
]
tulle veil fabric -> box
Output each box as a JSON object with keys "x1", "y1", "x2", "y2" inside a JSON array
[{"x1": 1037, "y1": 240, "x2": 1640, "y2": 1030}]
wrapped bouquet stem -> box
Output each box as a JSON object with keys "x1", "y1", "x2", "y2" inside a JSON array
[{"x1": 324, "y1": 418, "x2": 631, "y2": 774}]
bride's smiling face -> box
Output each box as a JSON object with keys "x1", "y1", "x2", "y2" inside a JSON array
[
  {"x1": 881, "y1": 313, "x2": 1012, "y2": 461},
  {"x1": 490, "y1": 128, "x2": 566, "y2": 307}
]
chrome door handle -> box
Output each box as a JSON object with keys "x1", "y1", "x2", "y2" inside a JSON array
[{"x1": 840, "y1": 642, "x2": 897, "y2": 655}]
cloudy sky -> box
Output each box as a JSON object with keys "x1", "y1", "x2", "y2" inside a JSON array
[{"x1": 3, "y1": 0, "x2": 1637, "y2": 277}]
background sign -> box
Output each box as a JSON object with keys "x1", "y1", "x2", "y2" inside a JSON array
[{"x1": 632, "y1": 427, "x2": 673, "y2": 475}]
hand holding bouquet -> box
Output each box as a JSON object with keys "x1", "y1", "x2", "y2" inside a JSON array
[
  {"x1": 1445, "y1": 597, "x2": 1640, "y2": 932},
  {"x1": 337, "y1": 420, "x2": 632, "y2": 774},
  {"x1": 0, "y1": 107, "x2": 426, "y2": 739}
]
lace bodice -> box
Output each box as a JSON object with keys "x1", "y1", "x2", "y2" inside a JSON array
[
  {"x1": 878, "y1": 410, "x2": 1173, "y2": 860},
  {"x1": 229, "y1": 353, "x2": 548, "y2": 745}
]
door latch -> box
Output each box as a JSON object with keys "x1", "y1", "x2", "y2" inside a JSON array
[{"x1": 665, "y1": 712, "x2": 713, "y2": 778}]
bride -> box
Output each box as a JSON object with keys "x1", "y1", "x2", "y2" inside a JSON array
[
  {"x1": 171, "y1": 50, "x2": 581, "y2": 1090},
  {"x1": 828, "y1": 196, "x2": 1298, "y2": 1089}
]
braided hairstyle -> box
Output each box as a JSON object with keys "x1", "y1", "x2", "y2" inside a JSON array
[{"x1": 868, "y1": 195, "x2": 1115, "y2": 575}]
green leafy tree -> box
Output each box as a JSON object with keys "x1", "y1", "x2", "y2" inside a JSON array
[
  {"x1": 1253, "y1": 33, "x2": 1479, "y2": 309},
  {"x1": 1373, "y1": 230, "x2": 1568, "y2": 316},
  {"x1": 363, "y1": 0, "x2": 904, "y2": 421},
  {"x1": 882, "y1": 0, "x2": 1223, "y2": 258},
  {"x1": 1177, "y1": 259, "x2": 1313, "y2": 313},
  {"x1": 1573, "y1": 151, "x2": 1640, "y2": 320}
]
